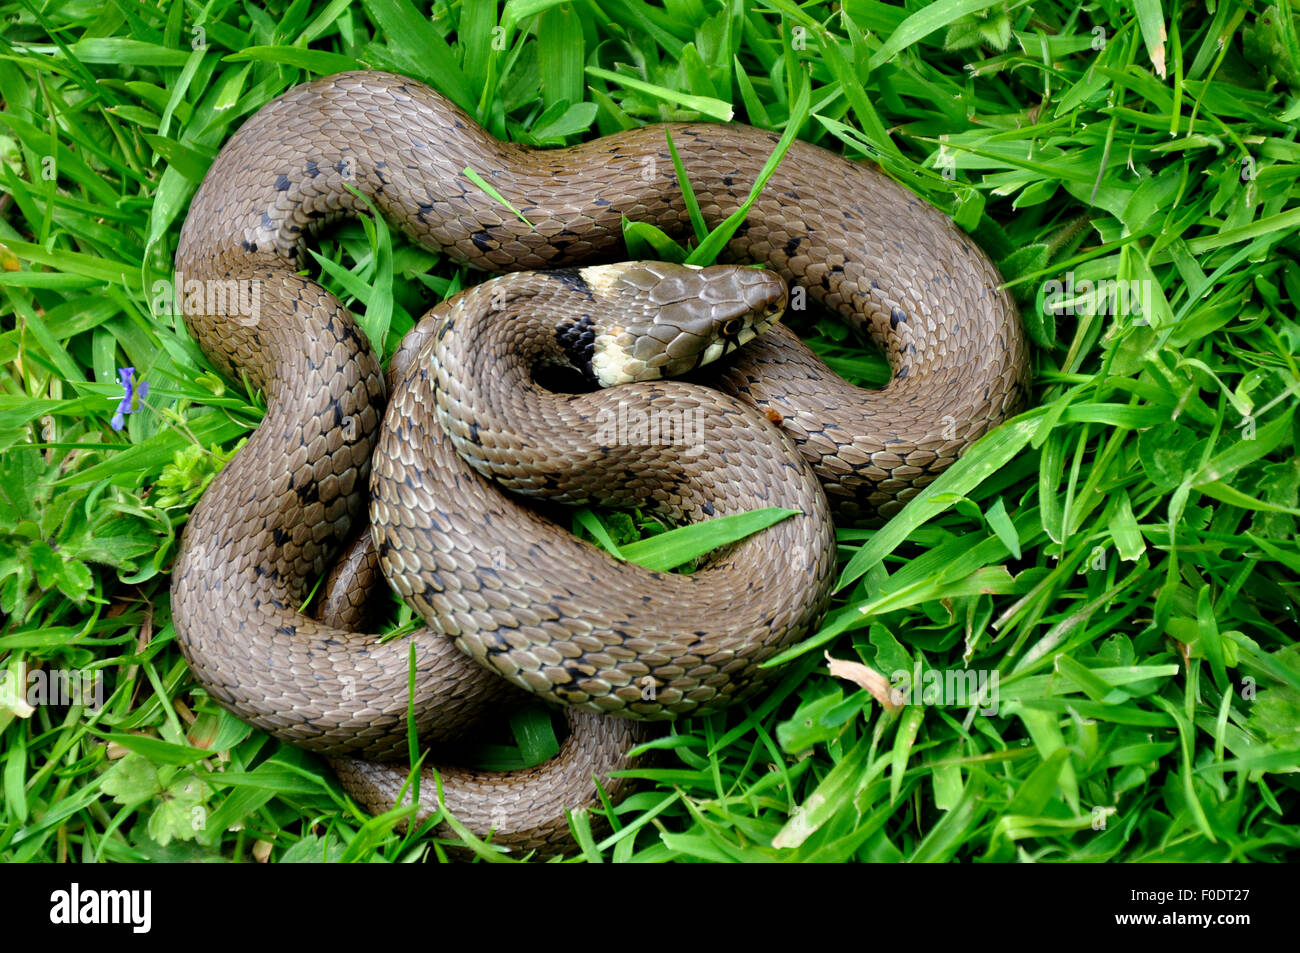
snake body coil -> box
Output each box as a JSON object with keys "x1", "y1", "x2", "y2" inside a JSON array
[{"x1": 171, "y1": 71, "x2": 1027, "y2": 849}]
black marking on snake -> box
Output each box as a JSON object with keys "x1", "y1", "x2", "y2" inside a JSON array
[
  {"x1": 466, "y1": 421, "x2": 482, "y2": 445},
  {"x1": 560, "y1": 662, "x2": 597, "y2": 683},
  {"x1": 340, "y1": 321, "x2": 368, "y2": 351},
  {"x1": 723, "y1": 175, "x2": 735, "y2": 186},
  {"x1": 471, "y1": 229, "x2": 494, "y2": 251},
  {"x1": 702, "y1": 500, "x2": 715, "y2": 516},
  {"x1": 784, "y1": 236, "x2": 802, "y2": 257},
  {"x1": 437, "y1": 317, "x2": 455, "y2": 339},
  {"x1": 480, "y1": 630, "x2": 514, "y2": 658},
  {"x1": 272, "y1": 528, "x2": 289, "y2": 546},
  {"x1": 555, "y1": 314, "x2": 596, "y2": 373},
  {"x1": 295, "y1": 480, "x2": 320, "y2": 504},
  {"x1": 260, "y1": 212, "x2": 274, "y2": 230},
  {"x1": 419, "y1": 578, "x2": 445, "y2": 606},
  {"x1": 548, "y1": 268, "x2": 594, "y2": 297},
  {"x1": 890, "y1": 308, "x2": 907, "y2": 329},
  {"x1": 593, "y1": 197, "x2": 610, "y2": 207},
  {"x1": 275, "y1": 174, "x2": 291, "y2": 191},
  {"x1": 241, "y1": 240, "x2": 258, "y2": 253},
  {"x1": 895, "y1": 366, "x2": 909, "y2": 380},
  {"x1": 277, "y1": 624, "x2": 297, "y2": 636}
]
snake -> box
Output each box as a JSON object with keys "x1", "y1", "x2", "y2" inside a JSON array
[{"x1": 170, "y1": 70, "x2": 1028, "y2": 851}]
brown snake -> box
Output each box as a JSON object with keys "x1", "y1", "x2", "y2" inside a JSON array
[{"x1": 170, "y1": 70, "x2": 1028, "y2": 851}]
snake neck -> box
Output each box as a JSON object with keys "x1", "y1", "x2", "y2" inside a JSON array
[
  {"x1": 407, "y1": 274, "x2": 741, "y2": 523},
  {"x1": 418, "y1": 275, "x2": 626, "y2": 507}
]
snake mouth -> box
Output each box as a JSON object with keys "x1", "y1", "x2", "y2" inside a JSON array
[
  {"x1": 754, "y1": 305, "x2": 785, "y2": 337},
  {"x1": 578, "y1": 262, "x2": 789, "y2": 385},
  {"x1": 695, "y1": 305, "x2": 785, "y2": 368}
]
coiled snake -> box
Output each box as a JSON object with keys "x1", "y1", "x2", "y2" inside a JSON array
[{"x1": 171, "y1": 71, "x2": 1028, "y2": 852}]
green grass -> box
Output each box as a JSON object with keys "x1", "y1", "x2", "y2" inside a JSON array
[{"x1": 2, "y1": 0, "x2": 1299, "y2": 862}]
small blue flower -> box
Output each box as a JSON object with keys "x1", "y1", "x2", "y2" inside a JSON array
[{"x1": 111, "y1": 366, "x2": 149, "y2": 431}]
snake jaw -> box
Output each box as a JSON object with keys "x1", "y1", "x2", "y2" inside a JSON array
[
  {"x1": 588, "y1": 307, "x2": 784, "y2": 387},
  {"x1": 693, "y1": 310, "x2": 782, "y2": 369},
  {"x1": 590, "y1": 325, "x2": 641, "y2": 386}
]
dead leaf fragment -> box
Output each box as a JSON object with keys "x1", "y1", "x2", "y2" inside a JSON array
[{"x1": 825, "y1": 652, "x2": 903, "y2": 712}]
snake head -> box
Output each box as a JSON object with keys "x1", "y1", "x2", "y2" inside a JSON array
[{"x1": 558, "y1": 261, "x2": 786, "y2": 387}]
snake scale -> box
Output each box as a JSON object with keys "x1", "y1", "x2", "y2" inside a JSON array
[{"x1": 171, "y1": 70, "x2": 1028, "y2": 851}]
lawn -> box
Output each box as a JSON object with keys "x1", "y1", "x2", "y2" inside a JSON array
[{"x1": 1, "y1": 0, "x2": 1298, "y2": 863}]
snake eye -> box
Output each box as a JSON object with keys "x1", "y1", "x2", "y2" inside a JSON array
[{"x1": 721, "y1": 319, "x2": 742, "y2": 338}]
